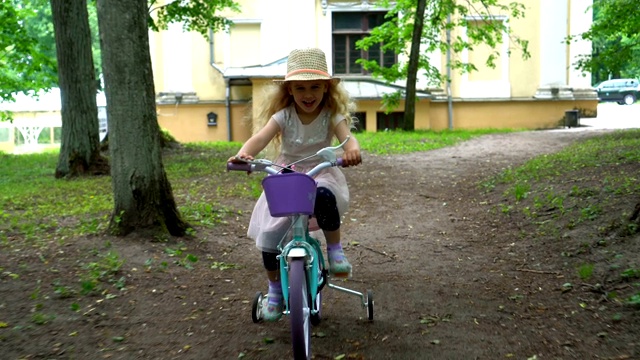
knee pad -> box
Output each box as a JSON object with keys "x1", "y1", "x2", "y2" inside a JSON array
[
  {"x1": 314, "y1": 187, "x2": 341, "y2": 231},
  {"x1": 262, "y1": 251, "x2": 279, "y2": 271}
]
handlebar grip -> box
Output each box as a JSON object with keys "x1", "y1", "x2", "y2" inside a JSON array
[
  {"x1": 336, "y1": 158, "x2": 361, "y2": 167},
  {"x1": 227, "y1": 162, "x2": 252, "y2": 172}
]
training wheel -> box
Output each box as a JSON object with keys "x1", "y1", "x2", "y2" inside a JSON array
[
  {"x1": 366, "y1": 289, "x2": 374, "y2": 321},
  {"x1": 251, "y1": 291, "x2": 264, "y2": 323}
]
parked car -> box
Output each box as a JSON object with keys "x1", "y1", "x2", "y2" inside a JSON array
[{"x1": 595, "y1": 78, "x2": 640, "y2": 105}]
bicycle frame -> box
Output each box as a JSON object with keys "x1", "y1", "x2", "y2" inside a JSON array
[
  {"x1": 227, "y1": 137, "x2": 350, "y2": 310},
  {"x1": 227, "y1": 136, "x2": 373, "y2": 359}
]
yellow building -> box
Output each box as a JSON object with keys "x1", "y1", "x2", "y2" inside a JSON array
[
  {"x1": 150, "y1": 0, "x2": 597, "y2": 144},
  {"x1": 0, "y1": 0, "x2": 597, "y2": 153}
]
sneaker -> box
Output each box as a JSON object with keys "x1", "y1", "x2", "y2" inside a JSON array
[
  {"x1": 262, "y1": 295, "x2": 283, "y2": 322},
  {"x1": 328, "y1": 249, "x2": 352, "y2": 278}
]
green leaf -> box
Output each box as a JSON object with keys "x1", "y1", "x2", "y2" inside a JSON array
[{"x1": 149, "y1": 0, "x2": 240, "y2": 38}]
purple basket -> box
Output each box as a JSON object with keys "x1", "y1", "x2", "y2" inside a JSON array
[{"x1": 262, "y1": 173, "x2": 317, "y2": 217}]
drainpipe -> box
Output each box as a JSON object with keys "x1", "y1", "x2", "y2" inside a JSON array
[
  {"x1": 446, "y1": 14, "x2": 453, "y2": 130},
  {"x1": 225, "y1": 78, "x2": 232, "y2": 141},
  {"x1": 208, "y1": 28, "x2": 224, "y2": 74},
  {"x1": 208, "y1": 28, "x2": 232, "y2": 141}
]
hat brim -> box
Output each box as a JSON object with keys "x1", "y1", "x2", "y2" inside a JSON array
[{"x1": 274, "y1": 75, "x2": 340, "y2": 84}]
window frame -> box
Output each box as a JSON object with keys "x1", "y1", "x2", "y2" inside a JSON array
[{"x1": 331, "y1": 11, "x2": 397, "y2": 76}]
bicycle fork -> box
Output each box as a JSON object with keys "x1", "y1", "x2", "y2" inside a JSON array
[
  {"x1": 280, "y1": 249, "x2": 324, "y2": 314},
  {"x1": 279, "y1": 217, "x2": 322, "y2": 316}
]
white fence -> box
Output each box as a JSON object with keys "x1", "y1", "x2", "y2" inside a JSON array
[
  {"x1": 0, "y1": 89, "x2": 107, "y2": 154},
  {"x1": 0, "y1": 110, "x2": 107, "y2": 154}
]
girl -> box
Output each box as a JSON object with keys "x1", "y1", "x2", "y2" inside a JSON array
[{"x1": 228, "y1": 47, "x2": 362, "y2": 321}]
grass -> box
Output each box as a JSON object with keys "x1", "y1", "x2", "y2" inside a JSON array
[
  {"x1": 484, "y1": 130, "x2": 640, "y2": 225},
  {"x1": 489, "y1": 133, "x2": 637, "y2": 221},
  {"x1": 482, "y1": 129, "x2": 640, "y2": 306}
]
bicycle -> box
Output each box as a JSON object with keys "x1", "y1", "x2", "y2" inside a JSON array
[{"x1": 227, "y1": 137, "x2": 374, "y2": 360}]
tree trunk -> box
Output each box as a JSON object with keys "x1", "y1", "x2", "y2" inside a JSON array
[
  {"x1": 50, "y1": 0, "x2": 109, "y2": 178},
  {"x1": 97, "y1": 0, "x2": 189, "y2": 237},
  {"x1": 403, "y1": 0, "x2": 427, "y2": 132}
]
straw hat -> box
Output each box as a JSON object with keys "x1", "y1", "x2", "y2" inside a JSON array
[{"x1": 276, "y1": 48, "x2": 340, "y2": 84}]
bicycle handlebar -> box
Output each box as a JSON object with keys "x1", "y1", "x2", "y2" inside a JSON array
[
  {"x1": 226, "y1": 157, "x2": 345, "y2": 175},
  {"x1": 227, "y1": 136, "x2": 351, "y2": 175}
]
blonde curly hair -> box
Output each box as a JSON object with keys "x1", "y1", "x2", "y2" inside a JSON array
[{"x1": 252, "y1": 80, "x2": 357, "y2": 158}]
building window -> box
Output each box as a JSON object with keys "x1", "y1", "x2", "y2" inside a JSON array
[
  {"x1": 466, "y1": 19, "x2": 502, "y2": 82},
  {"x1": 332, "y1": 12, "x2": 396, "y2": 75},
  {"x1": 376, "y1": 112, "x2": 403, "y2": 131}
]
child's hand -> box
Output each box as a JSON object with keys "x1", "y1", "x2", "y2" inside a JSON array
[
  {"x1": 228, "y1": 153, "x2": 254, "y2": 163},
  {"x1": 342, "y1": 149, "x2": 361, "y2": 166}
]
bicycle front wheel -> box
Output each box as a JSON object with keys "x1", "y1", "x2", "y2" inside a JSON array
[{"x1": 289, "y1": 258, "x2": 311, "y2": 360}]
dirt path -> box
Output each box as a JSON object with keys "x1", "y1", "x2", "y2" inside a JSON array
[
  {"x1": 313, "y1": 129, "x2": 620, "y2": 360},
  {"x1": 220, "y1": 128, "x2": 630, "y2": 360},
  {"x1": 3, "y1": 127, "x2": 638, "y2": 360}
]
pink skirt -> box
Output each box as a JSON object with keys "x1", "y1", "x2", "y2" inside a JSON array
[{"x1": 247, "y1": 167, "x2": 349, "y2": 253}]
